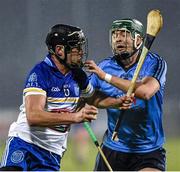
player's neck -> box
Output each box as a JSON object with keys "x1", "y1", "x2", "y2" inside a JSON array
[
  {"x1": 51, "y1": 55, "x2": 70, "y2": 74},
  {"x1": 122, "y1": 51, "x2": 139, "y2": 69}
]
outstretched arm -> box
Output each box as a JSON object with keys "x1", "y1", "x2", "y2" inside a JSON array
[
  {"x1": 85, "y1": 60, "x2": 159, "y2": 100},
  {"x1": 72, "y1": 66, "x2": 133, "y2": 110},
  {"x1": 82, "y1": 89, "x2": 133, "y2": 110}
]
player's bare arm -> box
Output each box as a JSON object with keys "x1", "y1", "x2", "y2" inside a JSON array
[
  {"x1": 80, "y1": 89, "x2": 134, "y2": 109},
  {"x1": 25, "y1": 94, "x2": 98, "y2": 126},
  {"x1": 85, "y1": 60, "x2": 159, "y2": 100}
]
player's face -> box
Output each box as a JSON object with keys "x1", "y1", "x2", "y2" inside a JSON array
[
  {"x1": 67, "y1": 46, "x2": 84, "y2": 67},
  {"x1": 112, "y1": 30, "x2": 134, "y2": 56}
]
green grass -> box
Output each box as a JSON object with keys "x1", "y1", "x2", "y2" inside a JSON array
[
  {"x1": 1, "y1": 138, "x2": 180, "y2": 171},
  {"x1": 61, "y1": 138, "x2": 98, "y2": 171},
  {"x1": 164, "y1": 138, "x2": 180, "y2": 171}
]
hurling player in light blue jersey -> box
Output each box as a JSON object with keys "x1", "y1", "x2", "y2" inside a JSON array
[
  {"x1": 85, "y1": 19, "x2": 167, "y2": 171},
  {"x1": 0, "y1": 24, "x2": 133, "y2": 171}
]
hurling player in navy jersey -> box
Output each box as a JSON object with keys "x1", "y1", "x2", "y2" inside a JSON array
[
  {"x1": 85, "y1": 19, "x2": 167, "y2": 171},
  {"x1": 0, "y1": 24, "x2": 133, "y2": 171}
]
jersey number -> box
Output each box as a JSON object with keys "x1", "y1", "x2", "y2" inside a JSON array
[{"x1": 64, "y1": 88, "x2": 70, "y2": 97}]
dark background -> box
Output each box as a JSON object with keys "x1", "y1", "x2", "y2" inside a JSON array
[{"x1": 0, "y1": 0, "x2": 179, "y2": 137}]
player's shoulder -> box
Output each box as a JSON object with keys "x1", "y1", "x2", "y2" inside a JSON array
[
  {"x1": 147, "y1": 52, "x2": 166, "y2": 64},
  {"x1": 31, "y1": 60, "x2": 49, "y2": 73},
  {"x1": 26, "y1": 60, "x2": 50, "y2": 81},
  {"x1": 98, "y1": 56, "x2": 114, "y2": 68}
]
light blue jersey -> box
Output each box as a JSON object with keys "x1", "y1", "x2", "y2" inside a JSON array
[{"x1": 90, "y1": 52, "x2": 167, "y2": 153}]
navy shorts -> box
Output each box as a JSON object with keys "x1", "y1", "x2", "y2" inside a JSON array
[
  {"x1": 94, "y1": 145, "x2": 166, "y2": 171},
  {"x1": 0, "y1": 137, "x2": 61, "y2": 171}
]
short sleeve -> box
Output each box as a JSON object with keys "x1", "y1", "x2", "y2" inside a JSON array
[
  {"x1": 71, "y1": 68, "x2": 95, "y2": 98},
  {"x1": 80, "y1": 82, "x2": 95, "y2": 98},
  {"x1": 146, "y1": 54, "x2": 167, "y2": 87},
  {"x1": 23, "y1": 65, "x2": 47, "y2": 97}
]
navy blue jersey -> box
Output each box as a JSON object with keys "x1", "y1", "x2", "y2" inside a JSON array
[
  {"x1": 8, "y1": 54, "x2": 94, "y2": 156},
  {"x1": 24, "y1": 54, "x2": 81, "y2": 112},
  {"x1": 90, "y1": 52, "x2": 167, "y2": 153}
]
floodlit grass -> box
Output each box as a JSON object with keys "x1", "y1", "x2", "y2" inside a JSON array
[
  {"x1": 61, "y1": 138, "x2": 98, "y2": 171},
  {"x1": 0, "y1": 138, "x2": 180, "y2": 171},
  {"x1": 164, "y1": 138, "x2": 180, "y2": 171}
]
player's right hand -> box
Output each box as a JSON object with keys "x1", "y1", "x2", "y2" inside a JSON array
[
  {"x1": 84, "y1": 60, "x2": 105, "y2": 80},
  {"x1": 74, "y1": 104, "x2": 98, "y2": 123}
]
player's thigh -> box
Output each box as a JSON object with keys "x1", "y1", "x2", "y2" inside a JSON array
[
  {"x1": 135, "y1": 147, "x2": 166, "y2": 171},
  {"x1": 139, "y1": 167, "x2": 161, "y2": 171},
  {"x1": 94, "y1": 145, "x2": 115, "y2": 171},
  {"x1": 94, "y1": 144, "x2": 131, "y2": 171}
]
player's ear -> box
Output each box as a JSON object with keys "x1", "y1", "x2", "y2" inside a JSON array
[
  {"x1": 136, "y1": 35, "x2": 143, "y2": 46},
  {"x1": 134, "y1": 35, "x2": 143, "y2": 50}
]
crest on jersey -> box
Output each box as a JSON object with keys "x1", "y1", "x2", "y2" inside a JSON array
[
  {"x1": 74, "y1": 83, "x2": 79, "y2": 96},
  {"x1": 11, "y1": 150, "x2": 24, "y2": 163},
  {"x1": 28, "y1": 72, "x2": 37, "y2": 82},
  {"x1": 26, "y1": 72, "x2": 38, "y2": 87}
]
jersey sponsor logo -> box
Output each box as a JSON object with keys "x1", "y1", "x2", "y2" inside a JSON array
[
  {"x1": 11, "y1": 150, "x2": 24, "y2": 163},
  {"x1": 26, "y1": 82, "x2": 38, "y2": 87},
  {"x1": 51, "y1": 87, "x2": 61, "y2": 92}
]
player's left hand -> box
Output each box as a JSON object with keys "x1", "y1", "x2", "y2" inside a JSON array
[{"x1": 118, "y1": 94, "x2": 135, "y2": 110}]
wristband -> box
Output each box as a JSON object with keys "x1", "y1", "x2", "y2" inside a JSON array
[{"x1": 104, "y1": 73, "x2": 112, "y2": 83}]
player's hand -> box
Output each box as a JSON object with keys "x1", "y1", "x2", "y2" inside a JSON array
[
  {"x1": 74, "y1": 104, "x2": 98, "y2": 123},
  {"x1": 118, "y1": 94, "x2": 135, "y2": 110},
  {"x1": 84, "y1": 60, "x2": 105, "y2": 80}
]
